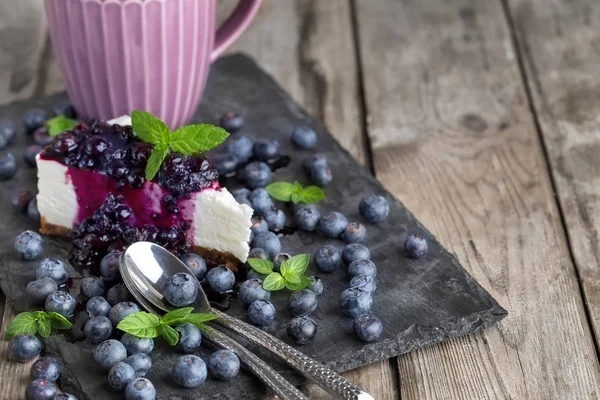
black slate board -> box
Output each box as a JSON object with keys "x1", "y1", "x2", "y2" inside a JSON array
[{"x1": 0, "y1": 54, "x2": 507, "y2": 399}]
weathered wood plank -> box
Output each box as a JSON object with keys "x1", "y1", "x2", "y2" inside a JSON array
[
  {"x1": 353, "y1": 0, "x2": 600, "y2": 398},
  {"x1": 506, "y1": 0, "x2": 600, "y2": 348}
]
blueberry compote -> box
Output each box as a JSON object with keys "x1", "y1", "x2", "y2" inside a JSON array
[{"x1": 70, "y1": 193, "x2": 192, "y2": 270}]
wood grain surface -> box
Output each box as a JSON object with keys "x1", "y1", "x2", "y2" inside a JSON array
[{"x1": 353, "y1": 0, "x2": 600, "y2": 398}]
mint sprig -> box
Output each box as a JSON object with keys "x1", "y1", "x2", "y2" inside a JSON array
[
  {"x1": 247, "y1": 254, "x2": 312, "y2": 292},
  {"x1": 131, "y1": 111, "x2": 229, "y2": 180},
  {"x1": 46, "y1": 115, "x2": 79, "y2": 137},
  {"x1": 265, "y1": 181, "x2": 325, "y2": 205},
  {"x1": 117, "y1": 308, "x2": 218, "y2": 346},
  {"x1": 4, "y1": 311, "x2": 72, "y2": 341}
]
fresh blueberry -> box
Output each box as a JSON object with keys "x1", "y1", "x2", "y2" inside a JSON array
[
  {"x1": 248, "y1": 248, "x2": 270, "y2": 260},
  {"x1": 180, "y1": 253, "x2": 207, "y2": 280},
  {"x1": 208, "y1": 350, "x2": 240, "y2": 380},
  {"x1": 125, "y1": 377, "x2": 156, "y2": 400},
  {"x1": 163, "y1": 272, "x2": 198, "y2": 307},
  {"x1": 252, "y1": 232, "x2": 281, "y2": 259},
  {"x1": 109, "y1": 361, "x2": 136, "y2": 391},
  {"x1": 220, "y1": 112, "x2": 244, "y2": 133},
  {"x1": 0, "y1": 119, "x2": 17, "y2": 143},
  {"x1": 172, "y1": 354, "x2": 207, "y2": 388},
  {"x1": 0, "y1": 152, "x2": 18, "y2": 180},
  {"x1": 45, "y1": 291, "x2": 76, "y2": 318},
  {"x1": 251, "y1": 216, "x2": 270, "y2": 235},
  {"x1": 302, "y1": 154, "x2": 328, "y2": 173},
  {"x1": 11, "y1": 189, "x2": 34, "y2": 213},
  {"x1": 27, "y1": 198, "x2": 40, "y2": 222},
  {"x1": 311, "y1": 165, "x2": 333, "y2": 186},
  {"x1": 349, "y1": 274, "x2": 377, "y2": 293},
  {"x1": 56, "y1": 393, "x2": 78, "y2": 400},
  {"x1": 175, "y1": 322, "x2": 202, "y2": 353},
  {"x1": 248, "y1": 299, "x2": 276, "y2": 326},
  {"x1": 9, "y1": 334, "x2": 41, "y2": 363},
  {"x1": 308, "y1": 276, "x2": 324, "y2": 295},
  {"x1": 236, "y1": 194, "x2": 253, "y2": 208},
  {"x1": 34, "y1": 127, "x2": 53, "y2": 147},
  {"x1": 287, "y1": 316, "x2": 318, "y2": 345},
  {"x1": 52, "y1": 101, "x2": 76, "y2": 118},
  {"x1": 292, "y1": 126, "x2": 317, "y2": 149},
  {"x1": 318, "y1": 212, "x2": 348, "y2": 238},
  {"x1": 24, "y1": 144, "x2": 43, "y2": 167},
  {"x1": 83, "y1": 316, "x2": 113, "y2": 343},
  {"x1": 125, "y1": 353, "x2": 152, "y2": 377},
  {"x1": 121, "y1": 333, "x2": 154, "y2": 355},
  {"x1": 272, "y1": 252, "x2": 291, "y2": 272},
  {"x1": 232, "y1": 187, "x2": 251, "y2": 199},
  {"x1": 243, "y1": 161, "x2": 272, "y2": 189},
  {"x1": 94, "y1": 339, "x2": 128, "y2": 371},
  {"x1": 342, "y1": 243, "x2": 371, "y2": 265},
  {"x1": 36, "y1": 258, "x2": 68, "y2": 285},
  {"x1": 86, "y1": 296, "x2": 112, "y2": 317},
  {"x1": 249, "y1": 188, "x2": 275, "y2": 215},
  {"x1": 405, "y1": 234, "x2": 428, "y2": 258},
  {"x1": 343, "y1": 222, "x2": 367, "y2": 244},
  {"x1": 205, "y1": 266, "x2": 235, "y2": 294},
  {"x1": 263, "y1": 207, "x2": 286, "y2": 231},
  {"x1": 294, "y1": 207, "x2": 321, "y2": 232},
  {"x1": 81, "y1": 276, "x2": 105, "y2": 298},
  {"x1": 0, "y1": 132, "x2": 8, "y2": 149},
  {"x1": 25, "y1": 379, "x2": 57, "y2": 400},
  {"x1": 15, "y1": 230, "x2": 43, "y2": 260},
  {"x1": 313, "y1": 245, "x2": 341, "y2": 273},
  {"x1": 109, "y1": 302, "x2": 141, "y2": 327},
  {"x1": 290, "y1": 202, "x2": 319, "y2": 214},
  {"x1": 211, "y1": 153, "x2": 239, "y2": 176},
  {"x1": 24, "y1": 108, "x2": 49, "y2": 134},
  {"x1": 30, "y1": 357, "x2": 61, "y2": 382},
  {"x1": 348, "y1": 259, "x2": 377, "y2": 278},
  {"x1": 247, "y1": 269, "x2": 267, "y2": 281},
  {"x1": 339, "y1": 288, "x2": 372, "y2": 318},
  {"x1": 359, "y1": 194, "x2": 390, "y2": 224},
  {"x1": 26, "y1": 277, "x2": 58, "y2": 305},
  {"x1": 239, "y1": 279, "x2": 271, "y2": 306},
  {"x1": 226, "y1": 135, "x2": 253, "y2": 162},
  {"x1": 107, "y1": 283, "x2": 131, "y2": 306},
  {"x1": 288, "y1": 289, "x2": 318, "y2": 317},
  {"x1": 100, "y1": 251, "x2": 121, "y2": 281},
  {"x1": 353, "y1": 314, "x2": 383, "y2": 342},
  {"x1": 253, "y1": 138, "x2": 280, "y2": 162}
]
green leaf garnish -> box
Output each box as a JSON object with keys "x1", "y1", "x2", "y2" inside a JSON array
[
  {"x1": 262, "y1": 272, "x2": 286, "y2": 291},
  {"x1": 159, "y1": 324, "x2": 180, "y2": 346},
  {"x1": 160, "y1": 307, "x2": 194, "y2": 326},
  {"x1": 117, "y1": 312, "x2": 161, "y2": 338},
  {"x1": 247, "y1": 258, "x2": 274, "y2": 275},
  {"x1": 265, "y1": 181, "x2": 325, "y2": 204},
  {"x1": 131, "y1": 111, "x2": 229, "y2": 181},
  {"x1": 4, "y1": 311, "x2": 73, "y2": 341},
  {"x1": 182, "y1": 313, "x2": 219, "y2": 331},
  {"x1": 46, "y1": 115, "x2": 79, "y2": 137},
  {"x1": 281, "y1": 254, "x2": 310, "y2": 276},
  {"x1": 285, "y1": 275, "x2": 312, "y2": 291}
]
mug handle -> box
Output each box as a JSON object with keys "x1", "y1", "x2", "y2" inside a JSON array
[{"x1": 210, "y1": 0, "x2": 262, "y2": 62}]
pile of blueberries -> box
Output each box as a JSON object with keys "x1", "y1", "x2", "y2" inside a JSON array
[{"x1": 21, "y1": 356, "x2": 78, "y2": 400}]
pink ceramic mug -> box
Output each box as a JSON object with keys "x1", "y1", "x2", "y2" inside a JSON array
[{"x1": 45, "y1": 0, "x2": 261, "y2": 128}]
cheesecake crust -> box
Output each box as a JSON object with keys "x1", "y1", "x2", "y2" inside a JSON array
[{"x1": 40, "y1": 217, "x2": 72, "y2": 236}]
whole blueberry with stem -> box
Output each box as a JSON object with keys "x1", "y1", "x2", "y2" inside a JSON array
[
  {"x1": 339, "y1": 288, "x2": 373, "y2": 318},
  {"x1": 308, "y1": 276, "x2": 324, "y2": 295},
  {"x1": 163, "y1": 272, "x2": 198, "y2": 307},
  {"x1": 212, "y1": 153, "x2": 239, "y2": 176},
  {"x1": 251, "y1": 216, "x2": 270, "y2": 235},
  {"x1": 287, "y1": 316, "x2": 318, "y2": 345},
  {"x1": 25, "y1": 379, "x2": 57, "y2": 400},
  {"x1": 121, "y1": 333, "x2": 154, "y2": 355},
  {"x1": 348, "y1": 259, "x2": 377, "y2": 278},
  {"x1": 125, "y1": 353, "x2": 152, "y2": 377},
  {"x1": 313, "y1": 245, "x2": 342, "y2": 273},
  {"x1": 86, "y1": 296, "x2": 111, "y2": 317},
  {"x1": 248, "y1": 299, "x2": 276, "y2": 326},
  {"x1": 109, "y1": 361, "x2": 136, "y2": 391},
  {"x1": 252, "y1": 231, "x2": 281, "y2": 259},
  {"x1": 8, "y1": 334, "x2": 41, "y2": 363},
  {"x1": 405, "y1": 234, "x2": 428, "y2": 258},
  {"x1": 30, "y1": 357, "x2": 61, "y2": 382},
  {"x1": 318, "y1": 212, "x2": 348, "y2": 238},
  {"x1": 226, "y1": 135, "x2": 253, "y2": 162},
  {"x1": 205, "y1": 266, "x2": 235, "y2": 294},
  {"x1": 253, "y1": 138, "x2": 280, "y2": 162},
  {"x1": 107, "y1": 283, "x2": 131, "y2": 306},
  {"x1": 81, "y1": 276, "x2": 105, "y2": 298},
  {"x1": 249, "y1": 189, "x2": 275, "y2": 215},
  {"x1": 180, "y1": 253, "x2": 207, "y2": 280},
  {"x1": 349, "y1": 274, "x2": 377, "y2": 293},
  {"x1": 342, "y1": 243, "x2": 371, "y2": 265},
  {"x1": 220, "y1": 112, "x2": 244, "y2": 133},
  {"x1": 302, "y1": 154, "x2": 328, "y2": 173},
  {"x1": 100, "y1": 251, "x2": 121, "y2": 281},
  {"x1": 45, "y1": 291, "x2": 76, "y2": 318},
  {"x1": 353, "y1": 314, "x2": 383, "y2": 342},
  {"x1": 292, "y1": 126, "x2": 317, "y2": 149},
  {"x1": 175, "y1": 322, "x2": 202, "y2": 354},
  {"x1": 208, "y1": 350, "x2": 240, "y2": 380},
  {"x1": 243, "y1": 161, "x2": 272, "y2": 189},
  {"x1": 359, "y1": 194, "x2": 390, "y2": 224},
  {"x1": 125, "y1": 378, "x2": 156, "y2": 400},
  {"x1": 272, "y1": 252, "x2": 291, "y2": 272},
  {"x1": 83, "y1": 316, "x2": 113, "y2": 343},
  {"x1": 342, "y1": 222, "x2": 367, "y2": 243},
  {"x1": 94, "y1": 339, "x2": 127, "y2": 371},
  {"x1": 15, "y1": 230, "x2": 43, "y2": 260},
  {"x1": 172, "y1": 355, "x2": 207, "y2": 388},
  {"x1": 239, "y1": 278, "x2": 271, "y2": 306},
  {"x1": 263, "y1": 207, "x2": 286, "y2": 231},
  {"x1": 36, "y1": 258, "x2": 68, "y2": 285},
  {"x1": 109, "y1": 302, "x2": 141, "y2": 327},
  {"x1": 26, "y1": 277, "x2": 58, "y2": 305},
  {"x1": 311, "y1": 165, "x2": 333, "y2": 186},
  {"x1": 294, "y1": 207, "x2": 321, "y2": 232},
  {"x1": 288, "y1": 289, "x2": 318, "y2": 317}
]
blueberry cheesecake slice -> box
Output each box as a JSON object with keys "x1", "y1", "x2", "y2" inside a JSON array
[{"x1": 36, "y1": 115, "x2": 253, "y2": 267}]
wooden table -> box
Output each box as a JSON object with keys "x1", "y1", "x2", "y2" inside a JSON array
[{"x1": 2, "y1": 0, "x2": 600, "y2": 398}]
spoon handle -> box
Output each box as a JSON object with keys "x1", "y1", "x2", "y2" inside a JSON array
[
  {"x1": 213, "y1": 310, "x2": 374, "y2": 400},
  {"x1": 204, "y1": 327, "x2": 307, "y2": 400}
]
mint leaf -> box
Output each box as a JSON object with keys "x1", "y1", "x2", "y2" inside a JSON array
[
  {"x1": 280, "y1": 267, "x2": 301, "y2": 284},
  {"x1": 263, "y1": 272, "x2": 286, "y2": 291},
  {"x1": 299, "y1": 186, "x2": 325, "y2": 204},
  {"x1": 247, "y1": 258, "x2": 274, "y2": 275},
  {"x1": 160, "y1": 324, "x2": 179, "y2": 346},
  {"x1": 47, "y1": 312, "x2": 72, "y2": 330},
  {"x1": 183, "y1": 313, "x2": 219, "y2": 329},
  {"x1": 285, "y1": 275, "x2": 311, "y2": 291},
  {"x1": 265, "y1": 182, "x2": 297, "y2": 202},
  {"x1": 291, "y1": 193, "x2": 302, "y2": 204},
  {"x1": 37, "y1": 317, "x2": 51, "y2": 338},
  {"x1": 131, "y1": 110, "x2": 171, "y2": 145},
  {"x1": 5, "y1": 312, "x2": 37, "y2": 340},
  {"x1": 145, "y1": 145, "x2": 169, "y2": 181},
  {"x1": 282, "y1": 254, "x2": 310, "y2": 276},
  {"x1": 169, "y1": 125, "x2": 229, "y2": 154},
  {"x1": 117, "y1": 312, "x2": 161, "y2": 338},
  {"x1": 46, "y1": 115, "x2": 79, "y2": 137},
  {"x1": 293, "y1": 181, "x2": 303, "y2": 193},
  {"x1": 161, "y1": 307, "x2": 194, "y2": 326}
]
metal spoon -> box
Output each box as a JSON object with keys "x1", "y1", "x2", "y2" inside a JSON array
[
  {"x1": 119, "y1": 243, "x2": 306, "y2": 400},
  {"x1": 120, "y1": 242, "x2": 374, "y2": 400}
]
